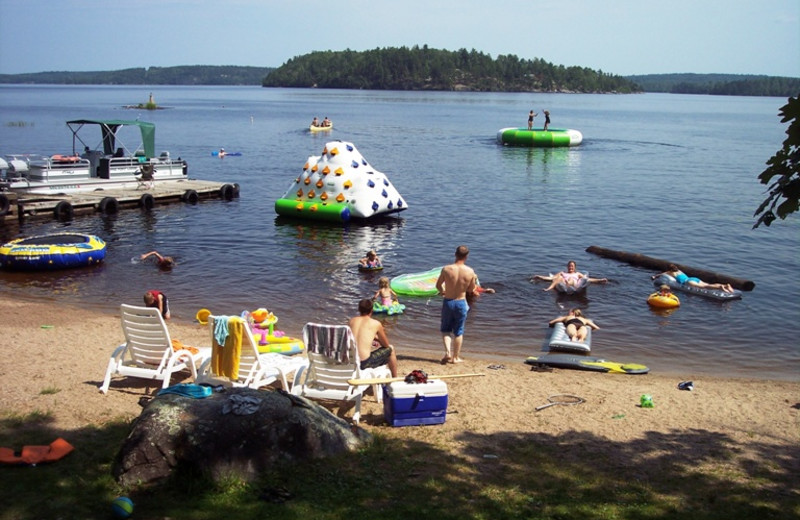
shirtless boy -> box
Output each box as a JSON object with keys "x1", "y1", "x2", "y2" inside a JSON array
[
  {"x1": 436, "y1": 245, "x2": 477, "y2": 364},
  {"x1": 348, "y1": 299, "x2": 398, "y2": 377}
]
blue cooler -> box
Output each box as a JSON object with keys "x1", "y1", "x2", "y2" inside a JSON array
[{"x1": 383, "y1": 380, "x2": 448, "y2": 426}]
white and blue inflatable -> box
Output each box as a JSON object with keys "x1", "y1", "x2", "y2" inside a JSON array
[{"x1": 275, "y1": 141, "x2": 408, "y2": 222}]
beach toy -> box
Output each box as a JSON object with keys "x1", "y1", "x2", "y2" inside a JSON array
[
  {"x1": 195, "y1": 308, "x2": 211, "y2": 325},
  {"x1": 251, "y1": 308, "x2": 269, "y2": 323},
  {"x1": 112, "y1": 496, "x2": 134, "y2": 518},
  {"x1": 640, "y1": 394, "x2": 654, "y2": 408}
]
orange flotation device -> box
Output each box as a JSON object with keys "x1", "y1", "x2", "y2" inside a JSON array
[{"x1": 0, "y1": 438, "x2": 74, "y2": 465}]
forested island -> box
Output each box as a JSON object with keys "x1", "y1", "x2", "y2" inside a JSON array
[
  {"x1": 263, "y1": 47, "x2": 639, "y2": 93},
  {"x1": 1, "y1": 47, "x2": 797, "y2": 97}
]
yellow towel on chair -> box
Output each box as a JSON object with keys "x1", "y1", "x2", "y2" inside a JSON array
[{"x1": 211, "y1": 317, "x2": 243, "y2": 380}]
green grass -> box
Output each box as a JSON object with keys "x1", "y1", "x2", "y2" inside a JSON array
[{"x1": 0, "y1": 411, "x2": 797, "y2": 520}]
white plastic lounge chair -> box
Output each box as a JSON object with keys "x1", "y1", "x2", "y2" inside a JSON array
[
  {"x1": 290, "y1": 323, "x2": 391, "y2": 424},
  {"x1": 99, "y1": 304, "x2": 211, "y2": 394},
  {"x1": 196, "y1": 315, "x2": 308, "y2": 390}
]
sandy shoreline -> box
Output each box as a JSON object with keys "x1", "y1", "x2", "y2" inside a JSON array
[{"x1": 1, "y1": 297, "x2": 798, "y2": 469}]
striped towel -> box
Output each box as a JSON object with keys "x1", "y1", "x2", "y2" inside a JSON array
[{"x1": 305, "y1": 323, "x2": 353, "y2": 364}]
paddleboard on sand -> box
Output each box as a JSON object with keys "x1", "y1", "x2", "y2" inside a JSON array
[{"x1": 525, "y1": 353, "x2": 649, "y2": 375}]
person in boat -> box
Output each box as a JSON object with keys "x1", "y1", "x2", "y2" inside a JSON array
[
  {"x1": 653, "y1": 264, "x2": 735, "y2": 293},
  {"x1": 373, "y1": 277, "x2": 400, "y2": 307},
  {"x1": 143, "y1": 290, "x2": 171, "y2": 320},
  {"x1": 218, "y1": 148, "x2": 226, "y2": 157},
  {"x1": 321, "y1": 117, "x2": 332, "y2": 127},
  {"x1": 549, "y1": 308, "x2": 598, "y2": 343},
  {"x1": 527, "y1": 110, "x2": 537, "y2": 130},
  {"x1": 349, "y1": 298, "x2": 398, "y2": 377},
  {"x1": 311, "y1": 117, "x2": 320, "y2": 127},
  {"x1": 359, "y1": 250, "x2": 381, "y2": 268},
  {"x1": 543, "y1": 110, "x2": 551, "y2": 131},
  {"x1": 534, "y1": 260, "x2": 608, "y2": 291},
  {"x1": 140, "y1": 250, "x2": 175, "y2": 270}
]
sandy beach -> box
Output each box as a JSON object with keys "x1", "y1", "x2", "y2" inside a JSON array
[{"x1": 1, "y1": 296, "x2": 798, "y2": 474}]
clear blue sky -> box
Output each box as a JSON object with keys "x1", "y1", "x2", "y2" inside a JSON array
[{"x1": 1, "y1": 0, "x2": 798, "y2": 77}]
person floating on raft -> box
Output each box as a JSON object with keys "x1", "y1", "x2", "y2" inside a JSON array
[
  {"x1": 359, "y1": 250, "x2": 382, "y2": 269},
  {"x1": 372, "y1": 277, "x2": 405, "y2": 315},
  {"x1": 549, "y1": 308, "x2": 599, "y2": 343},
  {"x1": 647, "y1": 284, "x2": 680, "y2": 309},
  {"x1": 532, "y1": 260, "x2": 607, "y2": 292},
  {"x1": 652, "y1": 264, "x2": 735, "y2": 293}
]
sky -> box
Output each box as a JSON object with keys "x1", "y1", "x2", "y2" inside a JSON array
[{"x1": 0, "y1": 0, "x2": 798, "y2": 77}]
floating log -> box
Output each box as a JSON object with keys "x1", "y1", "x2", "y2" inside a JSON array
[{"x1": 585, "y1": 246, "x2": 755, "y2": 291}]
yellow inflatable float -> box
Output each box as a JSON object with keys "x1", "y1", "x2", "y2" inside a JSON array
[{"x1": 647, "y1": 291, "x2": 680, "y2": 309}]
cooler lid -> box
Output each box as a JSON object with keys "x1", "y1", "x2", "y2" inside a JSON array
[{"x1": 386, "y1": 379, "x2": 448, "y2": 398}]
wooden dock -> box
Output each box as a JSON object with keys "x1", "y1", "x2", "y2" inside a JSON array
[{"x1": 0, "y1": 179, "x2": 238, "y2": 223}]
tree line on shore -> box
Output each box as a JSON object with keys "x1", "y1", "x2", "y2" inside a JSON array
[
  {"x1": 627, "y1": 73, "x2": 799, "y2": 97},
  {"x1": 0, "y1": 47, "x2": 796, "y2": 97}
]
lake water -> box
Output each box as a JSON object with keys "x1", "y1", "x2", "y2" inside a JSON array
[{"x1": 1, "y1": 85, "x2": 798, "y2": 381}]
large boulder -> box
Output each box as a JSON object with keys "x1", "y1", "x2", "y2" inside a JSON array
[{"x1": 112, "y1": 387, "x2": 371, "y2": 486}]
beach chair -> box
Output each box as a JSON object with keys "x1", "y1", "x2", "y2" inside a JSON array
[
  {"x1": 196, "y1": 315, "x2": 308, "y2": 390},
  {"x1": 99, "y1": 304, "x2": 210, "y2": 394},
  {"x1": 290, "y1": 323, "x2": 391, "y2": 424}
]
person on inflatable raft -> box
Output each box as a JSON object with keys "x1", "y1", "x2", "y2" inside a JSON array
[
  {"x1": 652, "y1": 264, "x2": 735, "y2": 293},
  {"x1": 533, "y1": 260, "x2": 607, "y2": 292},
  {"x1": 372, "y1": 277, "x2": 406, "y2": 315}
]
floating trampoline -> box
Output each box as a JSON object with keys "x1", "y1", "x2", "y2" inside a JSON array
[
  {"x1": 497, "y1": 127, "x2": 583, "y2": 147},
  {"x1": 0, "y1": 233, "x2": 106, "y2": 270}
]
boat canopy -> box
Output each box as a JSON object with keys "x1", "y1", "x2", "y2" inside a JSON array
[{"x1": 66, "y1": 119, "x2": 157, "y2": 159}]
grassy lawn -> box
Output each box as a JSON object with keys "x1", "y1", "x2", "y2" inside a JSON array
[{"x1": 0, "y1": 410, "x2": 797, "y2": 520}]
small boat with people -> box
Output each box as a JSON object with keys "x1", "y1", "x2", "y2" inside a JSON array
[
  {"x1": 0, "y1": 119, "x2": 188, "y2": 195},
  {"x1": 497, "y1": 127, "x2": 583, "y2": 147}
]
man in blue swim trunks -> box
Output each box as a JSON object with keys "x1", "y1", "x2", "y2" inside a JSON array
[{"x1": 436, "y1": 245, "x2": 477, "y2": 364}]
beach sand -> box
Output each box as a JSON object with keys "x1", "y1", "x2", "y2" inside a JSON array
[{"x1": 1, "y1": 297, "x2": 797, "y2": 471}]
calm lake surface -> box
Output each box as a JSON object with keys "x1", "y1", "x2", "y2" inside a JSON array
[{"x1": 1, "y1": 85, "x2": 798, "y2": 381}]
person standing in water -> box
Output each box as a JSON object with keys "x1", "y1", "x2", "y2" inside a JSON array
[{"x1": 436, "y1": 245, "x2": 477, "y2": 364}]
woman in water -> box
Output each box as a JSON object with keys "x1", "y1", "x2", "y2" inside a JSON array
[
  {"x1": 654, "y1": 264, "x2": 734, "y2": 293},
  {"x1": 534, "y1": 260, "x2": 607, "y2": 292},
  {"x1": 549, "y1": 308, "x2": 599, "y2": 342}
]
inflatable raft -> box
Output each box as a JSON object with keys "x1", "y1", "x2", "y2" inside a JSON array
[
  {"x1": 497, "y1": 127, "x2": 583, "y2": 147},
  {"x1": 546, "y1": 322, "x2": 591, "y2": 354},
  {"x1": 391, "y1": 267, "x2": 442, "y2": 296},
  {"x1": 275, "y1": 141, "x2": 407, "y2": 222},
  {"x1": 0, "y1": 233, "x2": 106, "y2": 270},
  {"x1": 653, "y1": 274, "x2": 742, "y2": 301},
  {"x1": 647, "y1": 291, "x2": 680, "y2": 308},
  {"x1": 309, "y1": 123, "x2": 333, "y2": 132},
  {"x1": 372, "y1": 300, "x2": 405, "y2": 315}
]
